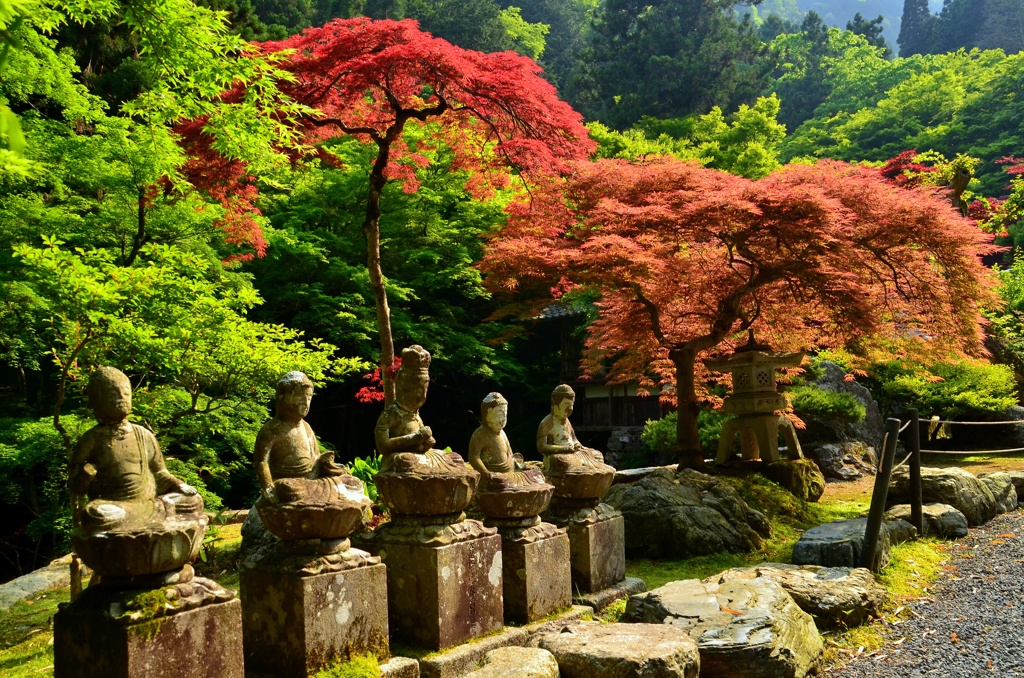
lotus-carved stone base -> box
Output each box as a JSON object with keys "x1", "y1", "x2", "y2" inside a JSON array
[
  {"x1": 256, "y1": 498, "x2": 368, "y2": 541},
  {"x1": 376, "y1": 470, "x2": 479, "y2": 516},
  {"x1": 71, "y1": 514, "x2": 207, "y2": 579},
  {"x1": 547, "y1": 468, "x2": 615, "y2": 503},
  {"x1": 476, "y1": 481, "x2": 554, "y2": 520}
]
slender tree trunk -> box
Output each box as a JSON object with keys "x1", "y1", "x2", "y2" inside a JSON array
[
  {"x1": 364, "y1": 142, "x2": 397, "y2": 405},
  {"x1": 671, "y1": 347, "x2": 705, "y2": 469}
]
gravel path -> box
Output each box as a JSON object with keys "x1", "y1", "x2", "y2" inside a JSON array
[{"x1": 828, "y1": 509, "x2": 1024, "y2": 677}]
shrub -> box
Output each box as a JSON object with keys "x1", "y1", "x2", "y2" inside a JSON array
[
  {"x1": 350, "y1": 453, "x2": 382, "y2": 502},
  {"x1": 867, "y1": 359, "x2": 1017, "y2": 419},
  {"x1": 787, "y1": 385, "x2": 866, "y2": 422},
  {"x1": 641, "y1": 409, "x2": 731, "y2": 458}
]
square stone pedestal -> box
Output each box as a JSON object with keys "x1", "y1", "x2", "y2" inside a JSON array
[
  {"x1": 565, "y1": 513, "x2": 625, "y2": 593},
  {"x1": 366, "y1": 531, "x2": 503, "y2": 650},
  {"x1": 500, "y1": 529, "x2": 571, "y2": 623},
  {"x1": 54, "y1": 598, "x2": 243, "y2": 678},
  {"x1": 241, "y1": 563, "x2": 388, "y2": 676}
]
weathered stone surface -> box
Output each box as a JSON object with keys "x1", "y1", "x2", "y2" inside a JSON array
[
  {"x1": 466, "y1": 647, "x2": 560, "y2": 678},
  {"x1": 538, "y1": 385, "x2": 617, "y2": 505},
  {"x1": 534, "y1": 622, "x2": 700, "y2": 678},
  {"x1": 978, "y1": 472, "x2": 1018, "y2": 514},
  {"x1": 802, "y1": 361, "x2": 885, "y2": 450},
  {"x1": 241, "y1": 563, "x2": 389, "y2": 676},
  {"x1": 763, "y1": 459, "x2": 826, "y2": 502},
  {"x1": 623, "y1": 578, "x2": 822, "y2": 678},
  {"x1": 366, "y1": 530, "x2": 504, "y2": 650},
  {"x1": 0, "y1": 554, "x2": 88, "y2": 612},
  {"x1": 1006, "y1": 471, "x2": 1024, "y2": 505},
  {"x1": 889, "y1": 466, "x2": 999, "y2": 525},
  {"x1": 381, "y1": 657, "x2": 421, "y2": 678},
  {"x1": 54, "y1": 597, "x2": 243, "y2": 678},
  {"x1": 559, "y1": 512, "x2": 625, "y2": 593},
  {"x1": 792, "y1": 518, "x2": 917, "y2": 570},
  {"x1": 885, "y1": 503, "x2": 968, "y2": 539},
  {"x1": 573, "y1": 577, "x2": 646, "y2": 613},
  {"x1": 808, "y1": 442, "x2": 877, "y2": 482},
  {"x1": 417, "y1": 627, "x2": 530, "y2": 678},
  {"x1": 707, "y1": 563, "x2": 888, "y2": 628},
  {"x1": 603, "y1": 468, "x2": 771, "y2": 558},
  {"x1": 501, "y1": 529, "x2": 572, "y2": 623}
]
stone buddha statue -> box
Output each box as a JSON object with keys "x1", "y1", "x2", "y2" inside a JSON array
[
  {"x1": 536, "y1": 384, "x2": 615, "y2": 505},
  {"x1": 253, "y1": 371, "x2": 372, "y2": 542},
  {"x1": 469, "y1": 393, "x2": 553, "y2": 520},
  {"x1": 68, "y1": 366, "x2": 208, "y2": 582},
  {"x1": 373, "y1": 345, "x2": 478, "y2": 516}
]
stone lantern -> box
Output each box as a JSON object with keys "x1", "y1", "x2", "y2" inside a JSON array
[{"x1": 704, "y1": 332, "x2": 805, "y2": 464}]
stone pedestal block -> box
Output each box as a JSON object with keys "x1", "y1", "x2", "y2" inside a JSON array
[
  {"x1": 241, "y1": 564, "x2": 389, "y2": 676},
  {"x1": 367, "y1": 533, "x2": 504, "y2": 650},
  {"x1": 501, "y1": 530, "x2": 571, "y2": 623},
  {"x1": 566, "y1": 514, "x2": 625, "y2": 593},
  {"x1": 54, "y1": 598, "x2": 243, "y2": 678}
]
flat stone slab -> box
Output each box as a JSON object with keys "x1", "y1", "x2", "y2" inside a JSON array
[
  {"x1": 0, "y1": 554, "x2": 77, "y2": 612},
  {"x1": 706, "y1": 563, "x2": 888, "y2": 628},
  {"x1": 623, "y1": 578, "x2": 821, "y2": 678},
  {"x1": 885, "y1": 503, "x2": 968, "y2": 539},
  {"x1": 533, "y1": 621, "x2": 700, "y2": 677},
  {"x1": 382, "y1": 656, "x2": 421, "y2": 678},
  {"x1": 573, "y1": 576, "x2": 646, "y2": 613},
  {"x1": 792, "y1": 518, "x2": 917, "y2": 570},
  {"x1": 417, "y1": 627, "x2": 530, "y2": 678},
  {"x1": 465, "y1": 647, "x2": 559, "y2": 678},
  {"x1": 54, "y1": 597, "x2": 244, "y2": 678}
]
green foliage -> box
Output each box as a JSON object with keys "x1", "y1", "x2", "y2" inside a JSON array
[
  {"x1": 589, "y1": 95, "x2": 786, "y2": 179},
  {"x1": 786, "y1": 384, "x2": 866, "y2": 422},
  {"x1": 867, "y1": 359, "x2": 1017, "y2": 419},
  {"x1": 498, "y1": 6, "x2": 549, "y2": 60},
  {"x1": 349, "y1": 453, "x2": 381, "y2": 502},
  {"x1": 312, "y1": 655, "x2": 381, "y2": 678},
  {"x1": 641, "y1": 409, "x2": 730, "y2": 457}
]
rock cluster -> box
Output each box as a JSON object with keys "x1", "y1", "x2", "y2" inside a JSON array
[
  {"x1": 603, "y1": 468, "x2": 771, "y2": 558},
  {"x1": 888, "y1": 466, "x2": 1018, "y2": 525},
  {"x1": 792, "y1": 517, "x2": 917, "y2": 570}
]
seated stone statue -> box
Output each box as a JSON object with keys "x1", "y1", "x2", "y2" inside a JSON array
[
  {"x1": 254, "y1": 371, "x2": 371, "y2": 541},
  {"x1": 536, "y1": 384, "x2": 615, "y2": 503},
  {"x1": 69, "y1": 367, "x2": 207, "y2": 579},
  {"x1": 374, "y1": 345, "x2": 478, "y2": 516},
  {"x1": 469, "y1": 393, "x2": 553, "y2": 520}
]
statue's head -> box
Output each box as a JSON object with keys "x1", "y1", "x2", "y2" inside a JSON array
[
  {"x1": 395, "y1": 345, "x2": 430, "y2": 410},
  {"x1": 88, "y1": 367, "x2": 133, "y2": 424},
  {"x1": 550, "y1": 384, "x2": 575, "y2": 419},
  {"x1": 276, "y1": 371, "x2": 313, "y2": 420},
  {"x1": 481, "y1": 392, "x2": 508, "y2": 432}
]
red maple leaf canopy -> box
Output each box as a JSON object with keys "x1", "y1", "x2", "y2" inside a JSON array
[
  {"x1": 482, "y1": 157, "x2": 999, "y2": 466},
  {"x1": 263, "y1": 17, "x2": 594, "y2": 192}
]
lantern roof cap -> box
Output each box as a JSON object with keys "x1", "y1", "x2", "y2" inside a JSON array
[{"x1": 704, "y1": 349, "x2": 805, "y2": 372}]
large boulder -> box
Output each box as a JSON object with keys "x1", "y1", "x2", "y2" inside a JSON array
[
  {"x1": 888, "y1": 466, "x2": 999, "y2": 525},
  {"x1": 1006, "y1": 471, "x2": 1024, "y2": 505},
  {"x1": 706, "y1": 563, "x2": 888, "y2": 629},
  {"x1": 884, "y1": 503, "x2": 968, "y2": 539},
  {"x1": 623, "y1": 578, "x2": 821, "y2": 678},
  {"x1": 532, "y1": 622, "x2": 700, "y2": 678},
  {"x1": 763, "y1": 459, "x2": 826, "y2": 502},
  {"x1": 466, "y1": 647, "x2": 560, "y2": 678},
  {"x1": 792, "y1": 518, "x2": 917, "y2": 570},
  {"x1": 978, "y1": 472, "x2": 1018, "y2": 514},
  {"x1": 603, "y1": 468, "x2": 771, "y2": 558},
  {"x1": 808, "y1": 442, "x2": 878, "y2": 482},
  {"x1": 801, "y1": 362, "x2": 885, "y2": 450}
]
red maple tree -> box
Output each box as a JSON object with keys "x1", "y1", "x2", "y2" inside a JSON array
[
  {"x1": 261, "y1": 18, "x2": 594, "y2": 403},
  {"x1": 482, "y1": 158, "x2": 999, "y2": 468}
]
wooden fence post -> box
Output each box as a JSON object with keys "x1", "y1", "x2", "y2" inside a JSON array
[
  {"x1": 908, "y1": 408, "x2": 923, "y2": 536},
  {"x1": 861, "y1": 418, "x2": 900, "y2": 572}
]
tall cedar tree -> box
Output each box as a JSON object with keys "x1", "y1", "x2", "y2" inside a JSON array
[
  {"x1": 482, "y1": 158, "x2": 998, "y2": 468},
  {"x1": 898, "y1": 0, "x2": 935, "y2": 56},
  {"x1": 262, "y1": 18, "x2": 594, "y2": 403}
]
